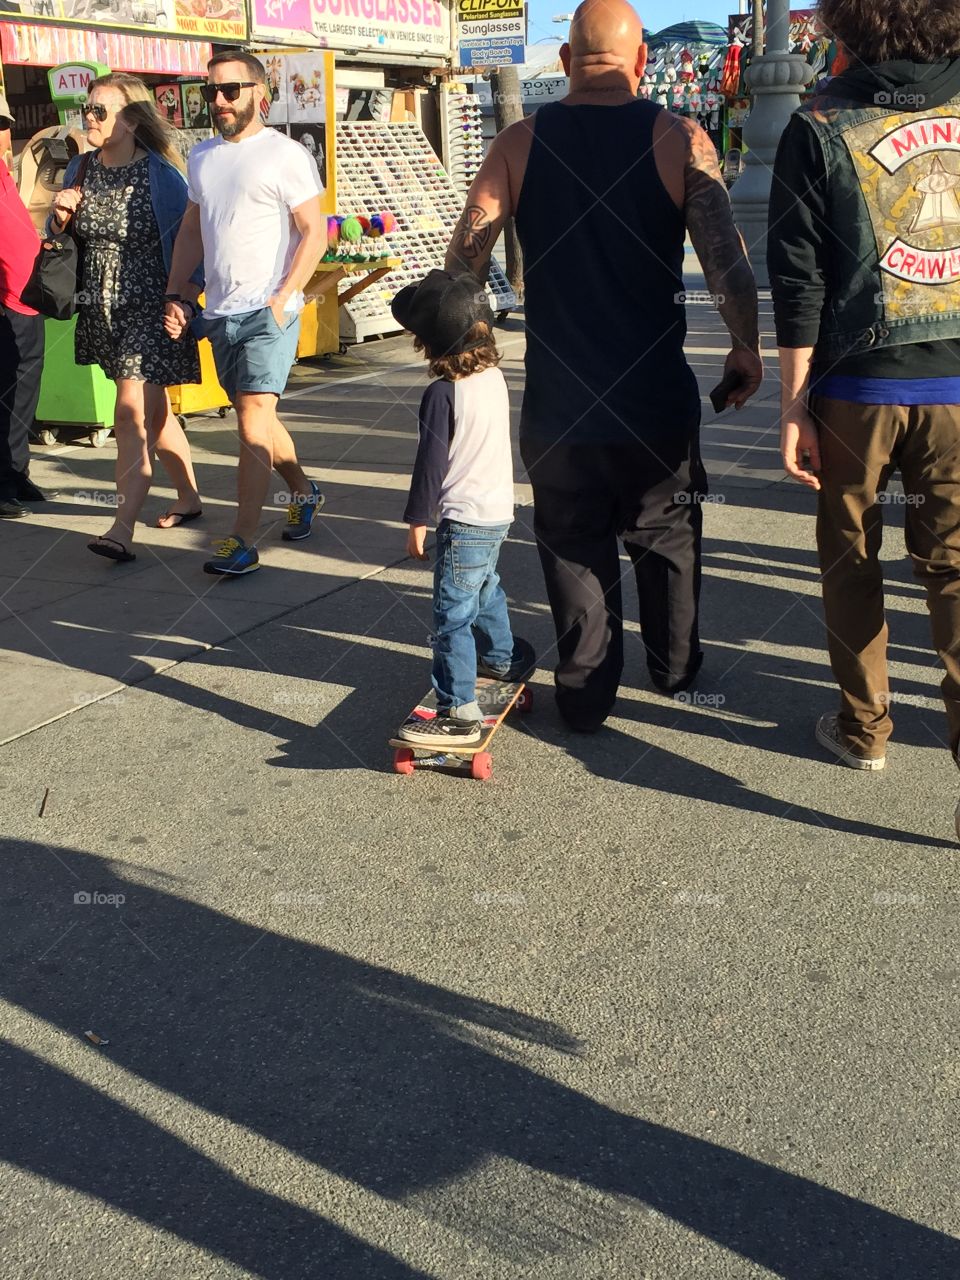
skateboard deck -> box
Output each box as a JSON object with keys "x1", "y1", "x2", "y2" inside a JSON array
[{"x1": 390, "y1": 678, "x2": 532, "y2": 778}]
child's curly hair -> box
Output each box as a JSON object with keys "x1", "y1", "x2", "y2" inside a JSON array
[{"x1": 415, "y1": 321, "x2": 501, "y2": 381}]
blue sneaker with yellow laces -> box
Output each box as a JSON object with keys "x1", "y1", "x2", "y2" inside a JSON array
[
  {"x1": 203, "y1": 535, "x2": 260, "y2": 576},
  {"x1": 282, "y1": 480, "x2": 324, "y2": 541}
]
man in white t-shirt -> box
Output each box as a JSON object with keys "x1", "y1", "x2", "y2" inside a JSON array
[{"x1": 164, "y1": 49, "x2": 327, "y2": 576}]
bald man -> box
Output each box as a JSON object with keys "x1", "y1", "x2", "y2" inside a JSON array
[{"x1": 447, "y1": 0, "x2": 761, "y2": 732}]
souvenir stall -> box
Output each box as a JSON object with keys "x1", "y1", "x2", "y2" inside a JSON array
[
  {"x1": 719, "y1": 9, "x2": 839, "y2": 158},
  {"x1": 639, "y1": 22, "x2": 728, "y2": 153}
]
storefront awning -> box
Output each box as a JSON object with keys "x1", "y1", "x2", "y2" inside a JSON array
[{"x1": 0, "y1": 21, "x2": 212, "y2": 71}]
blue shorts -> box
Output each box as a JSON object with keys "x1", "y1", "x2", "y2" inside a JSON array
[{"x1": 194, "y1": 306, "x2": 300, "y2": 402}]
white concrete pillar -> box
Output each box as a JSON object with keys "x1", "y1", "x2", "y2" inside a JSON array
[{"x1": 729, "y1": 0, "x2": 814, "y2": 287}]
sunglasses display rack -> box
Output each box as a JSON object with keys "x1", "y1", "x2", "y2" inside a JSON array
[
  {"x1": 439, "y1": 86, "x2": 485, "y2": 194},
  {"x1": 334, "y1": 120, "x2": 516, "y2": 343}
]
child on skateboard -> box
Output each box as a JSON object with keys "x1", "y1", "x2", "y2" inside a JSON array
[{"x1": 392, "y1": 270, "x2": 532, "y2": 747}]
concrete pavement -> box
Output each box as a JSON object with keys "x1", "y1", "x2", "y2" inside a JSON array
[{"x1": 1, "y1": 285, "x2": 958, "y2": 1279}]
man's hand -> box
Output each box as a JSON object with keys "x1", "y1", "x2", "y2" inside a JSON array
[
  {"x1": 781, "y1": 403, "x2": 821, "y2": 490},
  {"x1": 723, "y1": 347, "x2": 763, "y2": 408},
  {"x1": 163, "y1": 301, "x2": 191, "y2": 341},
  {"x1": 406, "y1": 524, "x2": 429, "y2": 561},
  {"x1": 268, "y1": 294, "x2": 296, "y2": 329}
]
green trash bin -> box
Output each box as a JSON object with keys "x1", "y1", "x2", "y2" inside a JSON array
[{"x1": 35, "y1": 315, "x2": 115, "y2": 447}]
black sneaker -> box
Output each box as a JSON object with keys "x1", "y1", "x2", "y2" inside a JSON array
[
  {"x1": 399, "y1": 713, "x2": 482, "y2": 747},
  {"x1": 477, "y1": 635, "x2": 536, "y2": 682},
  {"x1": 0, "y1": 498, "x2": 28, "y2": 519}
]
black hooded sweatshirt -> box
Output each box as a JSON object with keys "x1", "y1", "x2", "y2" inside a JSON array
[{"x1": 769, "y1": 58, "x2": 960, "y2": 377}]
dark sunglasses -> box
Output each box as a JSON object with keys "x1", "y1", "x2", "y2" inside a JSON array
[
  {"x1": 200, "y1": 82, "x2": 257, "y2": 104},
  {"x1": 82, "y1": 103, "x2": 110, "y2": 122}
]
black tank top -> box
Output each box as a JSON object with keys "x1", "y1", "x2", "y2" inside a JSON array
[{"x1": 515, "y1": 100, "x2": 700, "y2": 445}]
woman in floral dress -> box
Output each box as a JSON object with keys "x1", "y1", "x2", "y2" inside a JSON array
[{"x1": 52, "y1": 73, "x2": 203, "y2": 560}]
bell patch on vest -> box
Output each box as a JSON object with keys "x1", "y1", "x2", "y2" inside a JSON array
[{"x1": 843, "y1": 110, "x2": 960, "y2": 315}]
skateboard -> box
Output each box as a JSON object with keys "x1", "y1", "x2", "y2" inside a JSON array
[{"x1": 389, "y1": 678, "x2": 533, "y2": 779}]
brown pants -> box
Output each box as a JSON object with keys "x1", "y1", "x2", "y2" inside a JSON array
[{"x1": 811, "y1": 395, "x2": 960, "y2": 759}]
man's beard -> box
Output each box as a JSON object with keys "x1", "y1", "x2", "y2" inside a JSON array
[{"x1": 216, "y1": 97, "x2": 256, "y2": 138}]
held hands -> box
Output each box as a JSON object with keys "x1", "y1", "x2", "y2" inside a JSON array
[
  {"x1": 163, "y1": 301, "x2": 192, "y2": 342},
  {"x1": 406, "y1": 524, "x2": 429, "y2": 562},
  {"x1": 781, "y1": 403, "x2": 821, "y2": 490},
  {"x1": 51, "y1": 187, "x2": 82, "y2": 228},
  {"x1": 722, "y1": 347, "x2": 764, "y2": 408}
]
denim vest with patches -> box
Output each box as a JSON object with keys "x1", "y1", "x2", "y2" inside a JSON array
[{"x1": 796, "y1": 92, "x2": 960, "y2": 360}]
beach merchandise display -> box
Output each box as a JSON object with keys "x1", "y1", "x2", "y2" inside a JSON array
[
  {"x1": 334, "y1": 120, "x2": 515, "y2": 342},
  {"x1": 440, "y1": 85, "x2": 484, "y2": 193},
  {"x1": 323, "y1": 212, "x2": 398, "y2": 264}
]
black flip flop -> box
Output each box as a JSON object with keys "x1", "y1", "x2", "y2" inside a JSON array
[
  {"x1": 156, "y1": 508, "x2": 203, "y2": 529},
  {"x1": 88, "y1": 536, "x2": 136, "y2": 563}
]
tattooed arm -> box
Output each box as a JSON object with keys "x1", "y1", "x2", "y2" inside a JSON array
[
  {"x1": 681, "y1": 119, "x2": 762, "y2": 406},
  {"x1": 445, "y1": 127, "x2": 522, "y2": 280}
]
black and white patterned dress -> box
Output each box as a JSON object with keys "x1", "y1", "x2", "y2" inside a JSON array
[{"x1": 74, "y1": 153, "x2": 200, "y2": 386}]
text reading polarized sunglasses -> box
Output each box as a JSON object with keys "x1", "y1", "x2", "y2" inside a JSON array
[
  {"x1": 82, "y1": 103, "x2": 111, "y2": 122},
  {"x1": 199, "y1": 82, "x2": 258, "y2": 104}
]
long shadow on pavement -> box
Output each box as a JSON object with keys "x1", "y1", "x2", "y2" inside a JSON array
[{"x1": 4, "y1": 839, "x2": 959, "y2": 1278}]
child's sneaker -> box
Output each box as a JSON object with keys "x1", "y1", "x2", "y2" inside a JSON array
[
  {"x1": 282, "y1": 480, "x2": 324, "y2": 541},
  {"x1": 203, "y1": 536, "x2": 260, "y2": 576},
  {"x1": 477, "y1": 636, "x2": 536, "y2": 682},
  {"x1": 399, "y1": 713, "x2": 482, "y2": 747}
]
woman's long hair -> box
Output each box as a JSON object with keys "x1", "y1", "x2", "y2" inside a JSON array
[{"x1": 87, "y1": 72, "x2": 185, "y2": 173}]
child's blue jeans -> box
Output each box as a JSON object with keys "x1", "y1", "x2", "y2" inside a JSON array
[{"x1": 432, "y1": 519, "x2": 514, "y2": 712}]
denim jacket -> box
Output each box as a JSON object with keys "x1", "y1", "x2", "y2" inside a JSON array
[
  {"x1": 62, "y1": 147, "x2": 203, "y2": 288},
  {"x1": 792, "y1": 92, "x2": 960, "y2": 361}
]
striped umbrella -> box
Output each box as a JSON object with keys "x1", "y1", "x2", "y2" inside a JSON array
[{"x1": 649, "y1": 21, "x2": 730, "y2": 48}]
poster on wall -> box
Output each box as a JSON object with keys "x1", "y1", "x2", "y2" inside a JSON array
[
  {"x1": 181, "y1": 82, "x2": 210, "y2": 128},
  {"x1": 291, "y1": 122, "x2": 326, "y2": 185},
  {"x1": 250, "y1": 0, "x2": 451, "y2": 61},
  {"x1": 155, "y1": 83, "x2": 184, "y2": 128},
  {"x1": 2, "y1": 0, "x2": 246, "y2": 42},
  {"x1": 286, "y1": 53, "x2": 325, "y2": 125},
  {"x1": 263, "y1": 52, "x2": 289, "y2": 125}
]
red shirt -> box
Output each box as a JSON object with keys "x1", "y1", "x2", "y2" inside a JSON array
[{"x1": 0, "y1": 163, "x2": 40, "y2": 316}]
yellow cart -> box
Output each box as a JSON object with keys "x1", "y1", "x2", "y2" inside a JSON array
[
  {"x1": 167, "y1": 258, "x2": 402, "y2": 422},
  {"x1": 304, "y1": 258, "x2": 402, "y2": 355}
]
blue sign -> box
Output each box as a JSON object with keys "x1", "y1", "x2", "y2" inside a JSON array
[{"x1": 459, "y1": 37, "x2": 525, "y2": 65}]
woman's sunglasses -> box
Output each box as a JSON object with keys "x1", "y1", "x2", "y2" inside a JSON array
[
  {"x1": 82, "y1": 103, "x2": 110, "y2": 122},
  {"x1": 199, "y1": 82, "x2": 257, "y2": 104}
]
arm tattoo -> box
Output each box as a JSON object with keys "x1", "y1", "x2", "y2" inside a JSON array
[
  {"x1": 684, "y1": 128, "x2": 759, "y2": 350},
  {"x1": 447, "y1": 204, "x2": 493, "y2": 277}
]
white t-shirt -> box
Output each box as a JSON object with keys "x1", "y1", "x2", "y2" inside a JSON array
[{"x1": 187, "y1": 128, "x2": 323, "y2": 318}]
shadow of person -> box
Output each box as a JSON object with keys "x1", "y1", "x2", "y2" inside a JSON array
[
  {"x1": 0, "y1": 1042, "x2": 429, "y2": 1279},
  {"x1": 4, "y1": 839, "x2": 958, "y2": 1276}
]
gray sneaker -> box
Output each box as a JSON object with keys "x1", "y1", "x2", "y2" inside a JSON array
[{"x1": 815, "y1": 713, "x2": 886, "y2": 771}]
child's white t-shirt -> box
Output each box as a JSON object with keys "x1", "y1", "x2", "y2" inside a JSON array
[
  {"x1": 404, "y1": 366, "x2": 515, "y2": 527},
  {"x1": 187, "y1": 128, "x2": 323, "y2": 318}
]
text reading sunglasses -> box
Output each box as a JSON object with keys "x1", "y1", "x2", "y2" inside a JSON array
[
  {"x1": 82, "y1": 103, "x2": 111, "y2": 122},
  {"x1": 199, "y1": 82, "x2": 258, "y2": 104}
]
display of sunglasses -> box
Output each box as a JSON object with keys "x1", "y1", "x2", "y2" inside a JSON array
[
  {"x1": 82, "y1": 103, "x2": 110, "y2": 121},
  {"x1": 199, "y1": 81, "x2": 258, "y2": 104}
]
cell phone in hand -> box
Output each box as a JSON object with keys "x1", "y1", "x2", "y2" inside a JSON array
[{"x1": 710, "y1": 369, "x2": 746, "y2": 414}]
